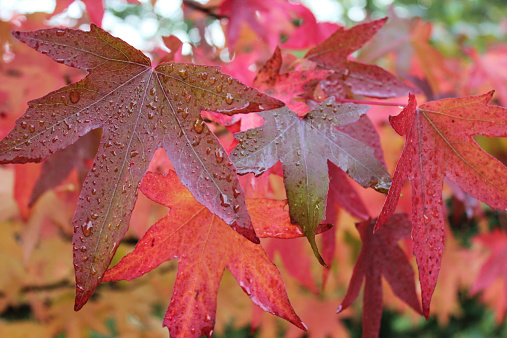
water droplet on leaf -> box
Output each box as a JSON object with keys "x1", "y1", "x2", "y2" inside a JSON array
[{"x1": 81, "y1": 220, "x2": 93, "y2": 237}]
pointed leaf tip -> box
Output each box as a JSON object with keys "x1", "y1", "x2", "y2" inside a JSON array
[
  {"x1": 301, "y1": 321, "x2": 308, "y2": 331},
  {"x1": 232, "y1": 222, "x2": 260, "y2": 244}
]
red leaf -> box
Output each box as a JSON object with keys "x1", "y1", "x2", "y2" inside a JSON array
[
  {"x1": 231, "y1": 99, "x2": 391, "y2": 265},
  {"x1": 376, "y1": 93, "x2": 507, "y2": 318},
  {"x1": 0, "y1": 25, "x2": 283, "y2": 309},
  {"x1": 305, "y1": 18, "x2": 414, "y2": 99},
  {"x1": 338, "y1": 214, "x2": 422, "y2": 337},
  {"x1": 103, "y1": 171, "x2": 306, "y2": 337},
  {"x1": 253, "y1": 46, "x2": 330, "y2": 115}
]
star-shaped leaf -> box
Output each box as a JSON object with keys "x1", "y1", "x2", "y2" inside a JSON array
[
  {"x1": 375, "y1": 92, "x2": 507, "y2": 318},
  {"x1": 103, "y1": 171, "x2": 307, "y2": 337},
  {"x1": 0, "y1": 25, "x2": 283, "y2": 309},
  {"x1": 230, "y1": 98, "x2": 391, "y2": 265}
]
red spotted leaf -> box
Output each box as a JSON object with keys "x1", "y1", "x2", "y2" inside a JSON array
[
  {"x1": 103, "y1": 171, "x2": 307, "y2": 337},
  {"x1": 375, "y1": 92, "x2": 507, "y2": 318},
  {"x1": 0, "y1": 25, "x2": 283, "y2": 310},
  {"x1": 338, "y1": 214, "x2": 422, "y2": 337},
  {"x1": 305, "y1": 18, "x2": 414, "y2": 99},
  {"x1": 230, "y1": 98, "x2": 391, "y2": 265}
]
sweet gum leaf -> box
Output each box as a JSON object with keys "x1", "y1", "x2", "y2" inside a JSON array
[
  {"x1": 376, "y1": 92, "x2": 507, "y2": 318},
  {"x1": 0, "y1": 25, "x2": 283, "y2": 310},
  {"x1": 103, "y1": 171, "x2": 306, "y2": 337},
  {"x1": 230, "y1": 97, "x2": 391, "y2": 265}
]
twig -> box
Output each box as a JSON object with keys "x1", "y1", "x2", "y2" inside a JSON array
[{"x1": 182, "y1": 0, "x2": 227, "y2": 20}]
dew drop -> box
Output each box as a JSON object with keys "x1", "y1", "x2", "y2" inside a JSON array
[
  {"x1": 216, "y1": 84, "x2": 223, "y2": 93},
  {"x1": 91, "y1": 213, "x2": 98, "y2": 220},
  {"x1": 233, "y1": 205, "x2": 240, "y2": 213},
  {"x1": 130, "y1": 150, "x2": 139, "y2": 158},
  {"x1": 90, "y1": 265, "x2": 97, "y2": 275},
  {"x1": 215, "y1": 148, "x2": 224, "y2": 163},
  {"x1": 70, "y1": 91, "x2": 80, "y2": 104},
  {"x1": 209, "y1": 76, "x2": 216, "y2": 85},
  {"x1": 219, "y1": 193, "x2": 230, "y2": 207},
  {"x1": 21, "y1": 121, "x2": 27, "y2": 129},
  {"x1": 56, "y1": 29, "x2": 65, "y2": 37},
  {"x1": 232, "y1": 187, "x2": 241, "y2": 198},
  {"x1": 225, "y1": 93, "x2": 233, "y2": 105},
  {"x1": 201, "y1": 72, "x2": 208, "y2": 80},
  {"x1": 194, "y1": 118, "x2": 205, "y2": 134},
  {"x1": 178, "y1": 68, "x2": 188, "y2": 79},
  {"x1": 81, "y1": 220, "x2": 93, "y2": 237}
]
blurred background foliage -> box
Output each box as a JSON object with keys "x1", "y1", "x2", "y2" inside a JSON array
[{"x1": 1, "y1": 0, "x2": 507, "y2": 337}]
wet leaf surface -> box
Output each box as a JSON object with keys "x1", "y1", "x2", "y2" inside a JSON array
[
  {"x1": 376, "y1": 92, "x2": 507, "y2": 317},
  {"x1": 103, "y1": 171, "x2": 307, "y2": 337},
  {"x1": 0, "y1": 25, "x2": 283, "y2": 309},
  {"x1": 230, "y1": 98, "x2": 391, "y2": 265}
]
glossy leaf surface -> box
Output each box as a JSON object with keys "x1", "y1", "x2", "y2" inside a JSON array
[
  {"x1": 231, "y1": 98, "x2": 391, "y2": 265},
  {"x1": 376, "y1": 92, "x2": 507, "y2": 317},
  {"x1": 0, "y1": 25, "x2": 283, "y2": 309},
  {"x1": 104, "y1": 171, "x2": 306, "y2": 337}
]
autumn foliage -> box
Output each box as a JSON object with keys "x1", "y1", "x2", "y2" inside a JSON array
[{"x1": 1, "y1": 1, "x2": 507, "y2": 337}]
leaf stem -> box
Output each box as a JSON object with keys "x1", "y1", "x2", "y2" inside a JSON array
[{"x1": 333, "y1": 98, "x2": 408, "y2": 107}]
